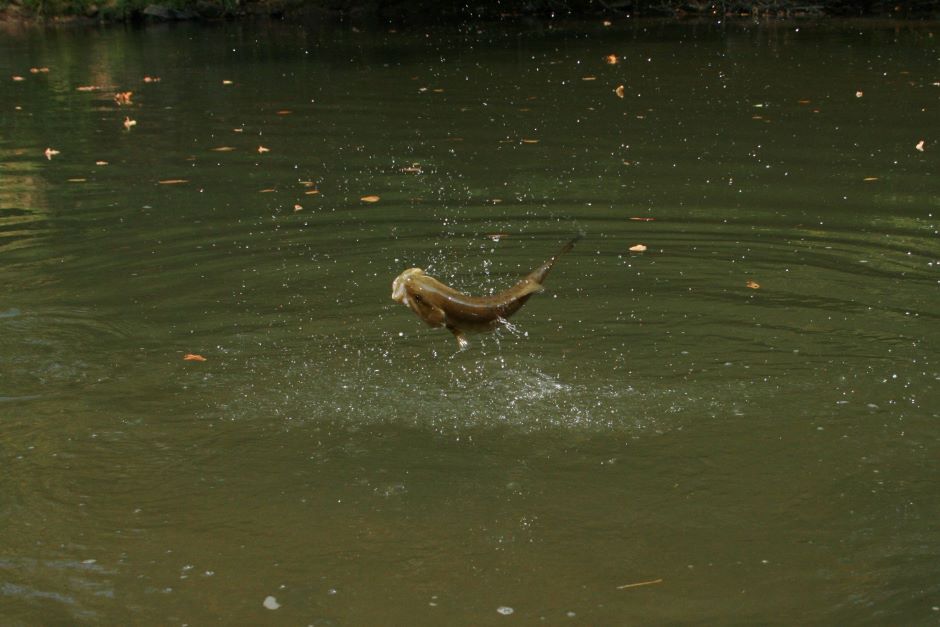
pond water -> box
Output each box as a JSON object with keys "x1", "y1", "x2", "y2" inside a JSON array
[{"x1": 1, "y1": 17, "x2": 938, "y2": 624}]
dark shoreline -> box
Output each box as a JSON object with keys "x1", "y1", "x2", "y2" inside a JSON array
[{"x1": 2, "y1": 0, "x2": 939, "y2": 28}]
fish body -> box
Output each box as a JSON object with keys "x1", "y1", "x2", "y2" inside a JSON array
[{"x1": 391, "y1": 236, "x2": 579, "y2": 348}]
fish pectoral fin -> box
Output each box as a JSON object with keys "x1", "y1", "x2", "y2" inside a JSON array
[
  {"x1": 448, "y1": 327, "x2": 469, "y2": 349},
  {"x1": 424, "y1": 305, "x2": 448, "y2": 327}
]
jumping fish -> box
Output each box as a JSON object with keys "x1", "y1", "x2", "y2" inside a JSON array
[{"x1": 391, "y1": 236, "x2": 579, "y2": 348}]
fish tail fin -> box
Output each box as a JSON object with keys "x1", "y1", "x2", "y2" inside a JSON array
[{"x1": 525, "y1": 234, "x2": 581, "y2": 285}]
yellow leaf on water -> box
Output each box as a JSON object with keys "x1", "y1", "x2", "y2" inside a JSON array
[
  {"x1": 360, "y1": 195, "x2": 380, "y2": 203},
  {"x1": 183, "y1": 353, "x2": 207, "y2": 362},
  {"x1": 746, "y1": 280, "x2": 760, "y2": 289}
]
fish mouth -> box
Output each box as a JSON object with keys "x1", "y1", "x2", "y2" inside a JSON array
[{"x1": 391, "y1": 268, "x2": 424, "y2": 303}]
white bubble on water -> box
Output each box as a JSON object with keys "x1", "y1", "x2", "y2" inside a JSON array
[
  {"x1": 496, "y1": 606, "x2": 514, "y2": 615},
  {"x1": 263, "y1": 595, "x2": 280, "y2": 610}
]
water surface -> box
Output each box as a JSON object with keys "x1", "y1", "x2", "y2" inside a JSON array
[{"x1": 1, "y1": 18, "x2": 938, "y2": 624}]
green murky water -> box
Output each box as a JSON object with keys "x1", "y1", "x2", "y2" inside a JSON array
[{"x1": 1, "y1": 18, "x2": 938, "y2": 624}]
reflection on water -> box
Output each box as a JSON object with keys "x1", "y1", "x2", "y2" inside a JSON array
[{"x1": 0, "y1": 18, "x2": 938, "y2": 625}]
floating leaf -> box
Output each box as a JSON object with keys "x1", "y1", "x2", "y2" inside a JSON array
[
  {"x1": 304, "y1": 190, "x2": 320, "y2": 195},
  {"x1": 123, "y1": 116, "x2": 137, "y2": 130},
  {"x1": 44, "y1": 148, "x2": 60, "y2": 160},
  {"x1": 360, "y1": 195, "x2": 380, "y2": 203},
  {"x1": 605, "y1": 54, "x2": 619, "y2": 65},
  {"x1": 257, "y1": 146, "x2": 270, "y2": 154},
  {"x1": 629, "y1": 217, "x2": 656, "y2": 221},
  {"x1": 615, "y1": 84, "x2": 625, "y2": 98},
  {"x1": 259, "y1": 188, "x2": 276, "y2": 193},
  {"x1": 183, "y1": 353, "x2": 207, "y2": 362},
  {"x1": 211, "y1": 146, "x2": 236, "y2": 152},
  {"x1": 581, "y1": 76, "x2": 597, "y2": 81},
  {"x1": 114, "y1": 91, "x2": 133, "y2": 105},
  {"x1": 863, "y1": 177, "x2": 879, "y2": 182},
  {"x1": 629, "y1": 244, "x2": 647, "y2": 252},
  {"x1": 915, "y1": 139, "x2": 925, "y2": 152},
  {"x1": 746, "y1": 280, "x2": 760, "y2": 289},
  {"x1": 158, "y1": 179, "x2": 188, "y2": 185},
  {"x1": 276, "y1": 110, "x2": 292, "y2": 115},
  {"x1": 67, "y1": 178, "x2": 87, "y2": 183},
  {"x1": 400, "y1": 165, "x2": 423, "y2": 174}
]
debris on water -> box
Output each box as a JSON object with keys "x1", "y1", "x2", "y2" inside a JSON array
[
  {"x1": 605, "y1": 54, "x2": 619, "y2": 65},
  {"x1": 915, "y1": 139, "x2": 925, "y2": 152},
  {"x1": 114, "y1": 91, "x2": 133, "y2": 105},
  {"x1": 183, "y1": 354, "x2": 207, "y2": 362},
  {"x1": 123, "y1": 116, "x2": 136, "y2": 130},
  {"x1": 746, "y1": 280, "x2": 760, "y2": 289},
  {"x1": 496, "y1": 606, "x2": 514, "y2": 615},
  {"x1": 629, "y1": 244, "x2": 647, "y2": 252},
  {"x1": 360, "y1": 195, "x2": 380, "y2": 203},
  {"x1": 855, "y1": 90, "x2": 864, "y2": 98},
  {"x1": 616, "y1": 578, "x2": 663, "y2": 589},
  {"x1": 44, "y1": 147, "x2": 60, "y2": 160},
  {"x1": 257, "y1": 145, "x2": 270, "y2": 153},
  {"x1": 615, "y1": 84, "x2": 625, "y2": 98},
  {"x1": 263, "y1": 595, "x2": 280, "y2": 610}
]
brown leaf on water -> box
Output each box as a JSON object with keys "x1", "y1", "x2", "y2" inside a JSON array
[
  {"x1": 183, "y1": 354, "x2": 207, "y2": 362},
  {"x1": 211, "y1": 146, "x2": 237, "y2": 152},
  {"x1": 114, "y1": 91, "x2": 133, "y2": 105},
  {"x1": 44, "y1": 148, "x2": 60, "y2": 160},
  {"x1": 276, "y1": 110, "x2": 292, "y2": 115},
  {"x1": 915, "y1": 139, "x2": 925, "y2": 152},
  {"x1": 746, "y1": 280, "x2": 760, "y2": 289},
  {"x1": 123, "y1": 116, "x2": 137, "y2": 130},
  {"x1": 259, "y1": 188, "x2": 276, "y2": 193},
  {"x1": 615, "y1": 84, "x2": 625, "y2": 99},
  {"x1": 605, "y1": 54, "x2": 619, "y2": 65},
  {"x1": 257, "y1": 145, "x2": 270, "y2": 154},
  {"x1": 360, "y1": 195, "x2": 380, "y2": 203},
  {"x1": 299, "y1": 180, "x2": 316, "y2": 187},
  {"x1": 629, "y1": 244, "x2": 647, "y2": 252},
  {"x1": 158, "y1": 179, "x2": 188, "y2": 185},
  {"x1": 400, "y1": 165, "x2": 423, "y2": 174}
]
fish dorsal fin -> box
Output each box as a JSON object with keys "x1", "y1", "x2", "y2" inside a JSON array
[{"x1": 513, "y1": 279, "x2": 544, "y2": 297}]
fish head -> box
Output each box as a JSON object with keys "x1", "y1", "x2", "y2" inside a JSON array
[{"x1": 391, "y1": 268, "x2": 425, "y2": 304}]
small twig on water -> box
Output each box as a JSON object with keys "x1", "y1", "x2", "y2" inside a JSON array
[{"x1": 617, "y1": 578, "x2": 663, "y2": 590}]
